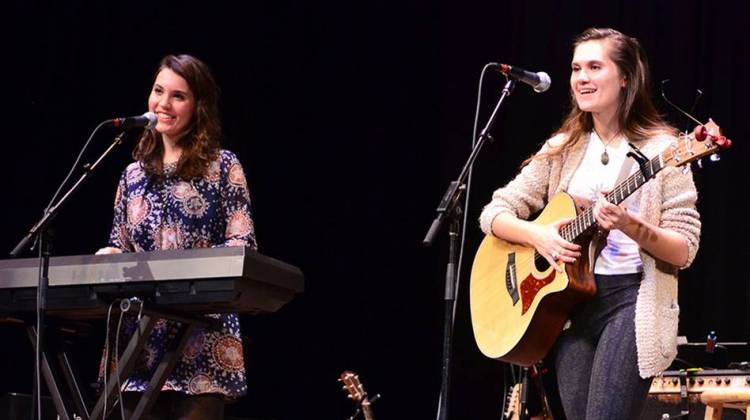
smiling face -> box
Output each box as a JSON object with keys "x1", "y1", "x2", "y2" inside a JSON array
[
  {"x1": 570, "y1": 40, "x2": 626, "y2": 121},
  {"x1": 148, "y1": 68, "x2": 196, "y2": 142}
]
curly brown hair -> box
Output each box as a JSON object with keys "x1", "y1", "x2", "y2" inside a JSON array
[
  {"x1": 527, "y1": 28, "x2": 674, "y2": 164},
  {"x1": 134, "y1": 54, "x2": 222, "y2": 180}
]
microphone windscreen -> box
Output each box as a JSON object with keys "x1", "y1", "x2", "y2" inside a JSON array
[{"x1": 143, "y1": 112, "x2": 157, "y2": 129}]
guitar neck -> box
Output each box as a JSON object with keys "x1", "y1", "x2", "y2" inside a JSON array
[
  {"x1": 561, "y1": 153, "x2": 663, "y2": 242},
  {"x1": 362, "y1": 400, "x2": 374, "y2": 420}
]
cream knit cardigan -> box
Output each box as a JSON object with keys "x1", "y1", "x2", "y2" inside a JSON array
[{"x1": 478, "y1": 133, "x2": 701, "y2": 378}]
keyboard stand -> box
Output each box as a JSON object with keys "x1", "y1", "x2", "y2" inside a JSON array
[
  {"x1": 0, "y1": 247, "x2": 304, "y2": 419},
  {"x1": 89, "y1": 300, "x2": 212, "y2": 420},
  {"x1": 22, "y1": 299, "x2": 212, "y2": 420}
]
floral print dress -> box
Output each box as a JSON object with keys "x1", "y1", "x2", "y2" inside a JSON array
[{"x1": 100, "y1": 149, "x2": 256, "y2": 398}]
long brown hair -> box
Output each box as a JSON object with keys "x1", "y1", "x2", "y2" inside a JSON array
[
  {"x1": 531, "y1": 28, "x2": 674, "y2": 162},
  {"x1": 134, "y1": 54, "x2": 222, "y2": 180}
]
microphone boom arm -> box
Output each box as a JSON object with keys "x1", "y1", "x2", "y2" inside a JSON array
[
  {"x1": 423, "y1": 77, "x2": 516, "y2": 246},
  {"x1": 11, "y1": 130, "x2": 127, "y2": 257}
]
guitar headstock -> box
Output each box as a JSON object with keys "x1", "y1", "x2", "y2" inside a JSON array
[
  {"x1": 340, "y1": 371, "x2": 377, "y2": 420},
  {"x1": 503, "y1": 383, "x2": 521, "y2": 420},
  {"x1": 340, "y1": 370, "x2": 368, "y2": 403},
  {"x1": 661, "y1": 119, "x2": 732, "y2": 168}
]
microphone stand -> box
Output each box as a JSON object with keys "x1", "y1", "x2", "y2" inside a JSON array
[
  {"x1": 423, "y1": 78, "x2": 516, "y2": 420},
  {"x1": 10, "y1": 130, "x2": 128, "y2": 420}
]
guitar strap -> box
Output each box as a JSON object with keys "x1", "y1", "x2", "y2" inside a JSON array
[
  {"x1": 615, "y1": 156, "x2": 637, "y2": 200},
  {"x1": 587, "y1": 155, "x2": 638, "y2": 271}
]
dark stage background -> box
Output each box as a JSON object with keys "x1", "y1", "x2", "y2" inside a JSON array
[{"x1": 3, "y1": 1, "x2": 749, "y2": 419}]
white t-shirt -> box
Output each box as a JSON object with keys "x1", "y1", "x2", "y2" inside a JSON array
[{"x1": 566, "y1": 131, "x2": 643, "y2": 274}]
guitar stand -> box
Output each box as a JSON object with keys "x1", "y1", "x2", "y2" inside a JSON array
[
  {"x1": 25, "y1": 299, "x2": 212, "y2": 420},
  {"x1": 345, "y1": 395, "x2": 379, "y2": 420},
  {"x1": 517, "y1": 364, "x2": 553, "y2": 420}
]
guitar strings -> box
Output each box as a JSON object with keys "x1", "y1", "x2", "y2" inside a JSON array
[
  {"x1": 503, "y1": 139, "x2": 705, "y2": 275},
  {"x1": 511, "y1": 168, "x2": 651, "y2": 269}
]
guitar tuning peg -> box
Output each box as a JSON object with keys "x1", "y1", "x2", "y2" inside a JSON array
[
  {"x1": 710, "y1": 153, "x2": 721, "y2": 162},
  {"x1": 682, "y1": 166, "x2": 690, "y2": 175},
  {"x1": 693, "y1": 125, "x2": 708, "y2": 142},
  {"x1": 696, "y1": 158, "x2": 703, "y2": 169},
  {"x1": 718, "y1": 136, "x2": 733, "y2": 149}
]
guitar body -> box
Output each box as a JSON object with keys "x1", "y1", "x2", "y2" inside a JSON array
[{"x1": 471, "y1": 192, "x2": 598, "y2": 365}]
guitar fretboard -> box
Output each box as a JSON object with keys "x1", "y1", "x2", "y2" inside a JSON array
[{"x1": 560, "y1": 153, "x2": 663, "y2": 242}]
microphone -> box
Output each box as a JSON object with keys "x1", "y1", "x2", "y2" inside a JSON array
[
  {"x1": 107, "y1": 112, "x2": 157, "y2": 130},
  {"x1": 494, "y1": 63, "x2": 551, "y2": 93}
]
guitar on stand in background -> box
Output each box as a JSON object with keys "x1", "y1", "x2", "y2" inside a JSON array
[
  {"x1": 504, "y1": 382, "x2": 521, "y2": 420},
  {"x1": 503, "y1": 364, "x2": 554, "y2": 420},
  {"x1": 339, "y1": 371, "x2": 379, "y2": 420}
]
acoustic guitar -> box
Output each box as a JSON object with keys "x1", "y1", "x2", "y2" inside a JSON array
[
  {"x1": 503, "y1": 365, "x2": 555, "y2": 419},
  {"x1": 503, "y1": 383, "x2": 521, "y2": 420},
  {"x1": 470, "y1": 121, "x2": 730, "y2": 365},
  {"x1": 339, "y1": 370, "x2": 376, "y2": 420}
]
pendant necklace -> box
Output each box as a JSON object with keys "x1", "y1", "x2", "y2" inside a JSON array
[
  {"x1": 598, "y1": 131, "x2": 619, "y2": 165},
  {"x1": 601, "y1": 147, "x2": 610, "y2": 165}
]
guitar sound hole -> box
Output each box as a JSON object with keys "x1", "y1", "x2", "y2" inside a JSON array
[{"x1": 534, "y1": 251, "x2": 551, "y2": 272}]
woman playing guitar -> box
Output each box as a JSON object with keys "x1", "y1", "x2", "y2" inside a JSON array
[{"x1": 478, "y1": 28, "x2": 701, "y2": 419}]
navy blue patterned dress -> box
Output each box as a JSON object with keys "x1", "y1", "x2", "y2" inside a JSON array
[{"x1": 100, "y1": 149, "x2": 256, "y2": 398}]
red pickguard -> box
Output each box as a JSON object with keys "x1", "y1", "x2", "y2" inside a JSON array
[{"x1": 520, "y1": 271, "x2": 556, "y2": 314}]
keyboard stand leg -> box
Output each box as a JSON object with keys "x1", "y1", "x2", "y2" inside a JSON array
[
  {"x1": 57, "y1": 347, "x2": 91, "y2": 419},
  {"x1": 89, "y1": 314, "x2": 158, "y2": 420},
  {"x1": 27, "y1": 326, "x2": 72, "y2": 420},
  {"x1": 129, "y1": 321, "x2": 201, "y2": 420},
  {"x1": 88, "y1": 305, "x2": 211, "y2": 420}
]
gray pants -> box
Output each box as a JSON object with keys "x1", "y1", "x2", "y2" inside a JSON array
[{"x1": 554, "y1": 273, "x2": 652, "y2": 420}]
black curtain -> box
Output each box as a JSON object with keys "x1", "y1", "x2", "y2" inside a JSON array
[{"x1": 3, "y1": 1, "x2": 748, "y2": 419}]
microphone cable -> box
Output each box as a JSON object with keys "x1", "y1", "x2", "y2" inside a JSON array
[
  {"x1": 43, "y1": 112, "x2": 154, "y2": 215},
  {"x1": 102, "y1": 299, "x2": 117, "y2": 420},
  {"x1": 102, "y1": 297, "x2": 141, "y2": 420},
  {"x1": 435, "y1": 62, "x2": 496, "y2": 420},
  {"x1": 114, "y1": 300, "x2": 128, "y2": 420},
  {"x1": 451, "y1": 62, "x2": 496, "y2": 332},
  {"x1": 43, "y1": 120, "x2": 111, "y2": 215}
]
